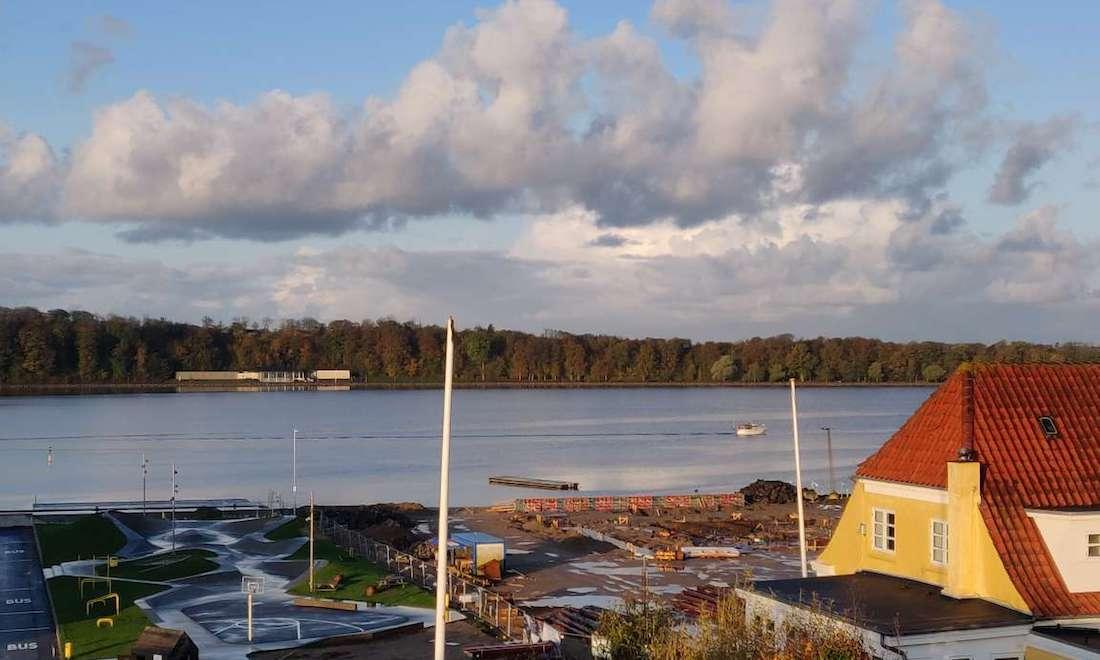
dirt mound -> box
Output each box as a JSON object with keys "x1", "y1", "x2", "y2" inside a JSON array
[
  {"x1": 362, "y1": 519, "x2": 416, "y2": 549},
  {"x1": 321, "y1": 504, "x2": 419, "y2": 549},
  {"x1": 386, "y1": 502, "x2": 427, "y2": 512},
  {"x1": 740, "y1": 480, "x2": 797, "y2": 504}
]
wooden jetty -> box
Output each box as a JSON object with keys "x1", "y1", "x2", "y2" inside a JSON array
[{"x1": 488, "y1": 475, "x2": 579, "y2": 491}]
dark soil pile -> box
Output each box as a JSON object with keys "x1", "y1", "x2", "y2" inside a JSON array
[
  {"x1": 740, "y1": 480, "x2": 797, "y2": 504},
  {"x1": 321, "y1": 504, "x2": 420, "y2": 549}
]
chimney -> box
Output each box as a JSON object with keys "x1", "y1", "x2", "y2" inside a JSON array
[
  {"x1": 958, "y1": 370, "x2": 976, "y2": 462},
  {"x1": 945, "y1": 367, "x2": 982, "y2": 599}
]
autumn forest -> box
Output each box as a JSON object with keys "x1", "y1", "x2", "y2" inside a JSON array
[{"x1": 2, "y1": 307, "x2": 1098, "y2": 386}]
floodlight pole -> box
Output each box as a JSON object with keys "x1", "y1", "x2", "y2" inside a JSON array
[
  {"x1": 790, "y1": 379, "x2": 808, "y2": 578},
  {"x1": 434, "y1": 317, "x2": 456, "y2": 660},
  {"x1": 292, "y1": 428, "x2": 298, "y2": 513},
  {"x1": 309, "y1": 490, "x2": 315, "y2": 593}
]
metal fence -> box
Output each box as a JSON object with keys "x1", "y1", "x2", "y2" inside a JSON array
[{"x1": 317, "y1": 512, "x2": 530, "y2": 641}]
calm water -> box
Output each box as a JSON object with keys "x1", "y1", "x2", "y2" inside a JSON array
[{"x1": 0, "y1": 387, "x2": 933, "y2": 509}]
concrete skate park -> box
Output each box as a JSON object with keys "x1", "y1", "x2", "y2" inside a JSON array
[{"x1": 46, "y1": 512, "x2": 437, "y2": 659}]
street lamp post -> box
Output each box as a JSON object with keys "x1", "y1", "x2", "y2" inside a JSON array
[
  {"x1": 171, "y1": 463, "x2": 179, "y2": 554},
  {"x1": 141, "y1": 453, "x2": 148, "y2": 516},
  {"x1": 308, "y1": 491, "x2": 315, "y2": 593},
  {"x1": 292, "y1": 428, "x2": 298, "y2": 513},
  {"x1": 821, "y1": 426, "x2": 835, "y2": 494}
]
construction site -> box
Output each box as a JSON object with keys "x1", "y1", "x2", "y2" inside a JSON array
[
  {"x1": 280, "y1": 478, "x2": 844, "y2": 658},
  {"x1": 4, "y1": 477, "x2": 838, "y2": 660}
]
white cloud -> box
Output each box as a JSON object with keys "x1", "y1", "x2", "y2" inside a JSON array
[
  {"x1": 0, "y1": 125, "x2": 61, "y2": 222},
  {"x1": 6, "y1": 0, "x2": 1025, "y2": 245},
  {"x1": 1, "y1": 0, "x2": 1094, "y2": 342}
]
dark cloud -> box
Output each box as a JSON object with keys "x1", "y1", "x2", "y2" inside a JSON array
[
  {"x1": 987, "y1": 116, "x2": 1078, "y2": 205},
  {"x1": 98, "y1": 15, "x2": 133, "y2": 38},
  {"x1": 66, "y1": 41, "x2": 114, "y2": 93},
  {"x1": 588, "y1": 233, "x2": 631, "y2": 247},
  {"x1": 4, "y1": 200, "x2": 1097, "y2": 342},
  {"x1": 0, "y1": 249, "x2": 272, "y2": 321}
]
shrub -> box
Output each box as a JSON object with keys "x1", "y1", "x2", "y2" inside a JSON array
[{"x1": 596, "y1": 591, "x2": 871, "y2": 660}]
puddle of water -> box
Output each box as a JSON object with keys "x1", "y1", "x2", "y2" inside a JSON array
[
  {"x1": 570, "y1": 561, "x2": 647, "y2": 577},
  {"x1": 521, "y1": 595, "x2": 623, "y2": 609}
]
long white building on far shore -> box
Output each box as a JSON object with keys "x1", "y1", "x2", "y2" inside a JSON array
[{"x1": 175, "y1": 369, "x2": 351, "y2": 383}]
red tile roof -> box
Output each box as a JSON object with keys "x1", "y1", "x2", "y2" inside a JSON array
[{"x1": 856, "y1": 364, "x2": 1100, "y2": 617}]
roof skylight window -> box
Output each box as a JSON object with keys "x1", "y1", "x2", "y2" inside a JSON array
[{"x1": 1038, "y1": 416, "x2": 1059, "y2": 438}]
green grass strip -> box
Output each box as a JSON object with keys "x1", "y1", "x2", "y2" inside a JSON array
[
  {"x1": 36, "y1": 515, "x2": 126, "y2": 566},
  {"x1": 265, "y1": 516, "x2": 307, "y2": 541},
  {"x1": 48, "y1": 576, "x2": 167, "y2": 660},
  {"x1": 97, "y1": 549, "x2": 219, "y2": 582},
  {"x1": 287, "y1": 557, "x2": 434, "y2": 608}
]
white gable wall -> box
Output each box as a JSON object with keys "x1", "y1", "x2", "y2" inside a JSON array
[{"x1": 1026, "y1": 509, "x2": 1100, "y2": 593}]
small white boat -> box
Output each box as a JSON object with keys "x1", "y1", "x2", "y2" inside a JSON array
[{"x1": 734, "y1": 422, "x2": 767, "y2": 436}]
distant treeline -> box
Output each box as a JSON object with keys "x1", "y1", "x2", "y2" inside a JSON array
[{"x1": 1, "y1": 306, "x2": 1098, "y2": 386}]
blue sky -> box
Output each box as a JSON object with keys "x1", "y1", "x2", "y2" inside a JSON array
[{"x1": 0, "y1": 1, "x2": 1098, "y2": 341}]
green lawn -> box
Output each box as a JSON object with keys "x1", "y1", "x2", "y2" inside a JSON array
[
  {"x1": 287, "y1": 537, "x2": 341, "y2": 561},
  {"x1": 48, "y1": 576, "x2": 167, "y2": 660},
  {"x1": 285, "y1": 537, "x2": 433, "y2": 608},
  {"x1": 36, "y1": 515, "x2": 127, "y2": 566},
  {"x1": 287, "y1": 558, "x2": 434, "y2": 608},
  {"x1": 96, "y1": 549, "x2": 218, "y2": 582},
  {"x1": 265, "y1": 516, "x2": 306, "y2": 541}
]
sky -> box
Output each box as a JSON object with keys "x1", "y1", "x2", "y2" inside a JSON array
[{"x1": 1, "y1": 0, "x2": 1098, "y2": 342}]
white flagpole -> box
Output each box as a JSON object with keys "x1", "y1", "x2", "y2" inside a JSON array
[
  {"x1": 790, "y1": 378, "x2": 808, "y2": 578},
  {"x1": 434, "y1": 317, "x2": 456, "y2": 660}
]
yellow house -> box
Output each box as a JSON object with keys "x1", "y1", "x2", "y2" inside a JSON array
[{"x1": 740, "y1": 365, "x2": 1100, "y2": 659}]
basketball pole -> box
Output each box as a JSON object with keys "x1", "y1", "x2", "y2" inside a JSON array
[
  {"x1": 434, "y1": 317, "x2": 456, "y2": 660},
  {"x1": 247, "y1": 591, "x2": 253, "y2": 642}
]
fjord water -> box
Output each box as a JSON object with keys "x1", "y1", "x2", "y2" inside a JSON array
[{"x1": 0, "y1": 387, "x2": 932, "y2": 509}]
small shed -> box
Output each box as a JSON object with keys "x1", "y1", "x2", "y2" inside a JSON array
[
  {"x1": 130, "y1": 626, "x2": 199, "y2": 660},
  {"x1": 452, "y1": 532, "x2": 505, "y2": 578}
]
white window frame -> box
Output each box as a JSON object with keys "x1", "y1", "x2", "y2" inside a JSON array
[
  {"x1": 930, "y1": 519, "x2": 948, "y2": 565},
  {"x1": 1088, "y1": 533, "x2": 1100, "y2": 558},
  {"x1": 872, "y1": 508, "x2": 896, "y2": 553}
]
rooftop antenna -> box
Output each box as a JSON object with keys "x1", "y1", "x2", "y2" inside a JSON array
[
  {"x1": 434, "y1": 317, "x2": 456, "y2": 660},
  {"x1": 790, "y1": 378, "x2": 808, "y2": 578}
]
